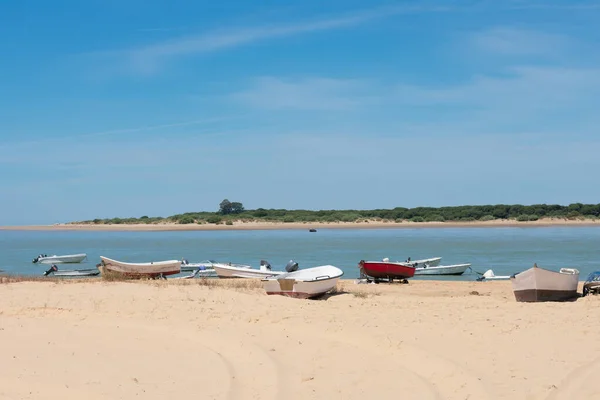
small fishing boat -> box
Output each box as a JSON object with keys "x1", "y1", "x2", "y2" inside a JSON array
[
  {"x1": 583, "y1": 271, "x2": 600, "y2": 296},
  {"x1": 180, "y1": 259, "x2": 219, "y2": 272},
  {"x1": 510, "y1": 263, "x2": 579, "y2": 302},
  {"x1": 262, "y1": 265, "x2": 343, "y2": 299},
  {"x1": 406, "y1": 257, "x2": 442, "y2": 268},
  {"x1": 359, "y1": 259, "x2": 415, "y2": 281},
  {"x1": 99, "y1": 256, "x2": 181, "y2": 278},
  {"x1": 213, "y1": 260, "x2": 291, "y2": 279},
  {"x1": 43, "y1": 265, "x2": 100, "y2": 277},
  {"x1": 33, "y1": 253, "x2": 87, "y2": 264},
  {"x1": 414, "y1": 263, "x2": 471, "y2": 276},
  {"x1": 476, "y1": 269, "x2": 511, "y2": 281}
]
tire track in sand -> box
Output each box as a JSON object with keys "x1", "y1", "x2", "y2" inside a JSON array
[{"x1": 545, "y1": 355, "x2": 600, "y2": 400}]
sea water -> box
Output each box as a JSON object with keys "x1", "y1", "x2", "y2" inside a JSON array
[{"x1": 1, "y1": 227, "x2": 599, "y2": 280}]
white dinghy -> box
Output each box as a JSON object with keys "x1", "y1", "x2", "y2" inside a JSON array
[
  {"x1": 262, "y1": 265, "x2": 344, "y2": 299},
  {"x1": 213, "y1": 260, "x2": 289, "y2": 279},
  {"x1": 33, "y1": 253, "x2": 87, "y2": 264},
  {"x1": 476, "y1": 269, "x2": 511, "y2": 281},
  {"x1": 510, "y1": 263, "x2": 579, "y2": 302},
  {"x1": 414, "y1": 263, "x2": 471, "y2": 276}
]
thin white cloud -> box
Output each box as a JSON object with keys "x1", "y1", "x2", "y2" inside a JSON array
[
  {"x1": 471, "y1": 27, "x2": 567, "y2": 56},
  {"x1": 97, "y1": 4, "x2": 451, "y2": 75},
  {"x1": 230, "y1": 77, "x2": 377, "y2": 110}
]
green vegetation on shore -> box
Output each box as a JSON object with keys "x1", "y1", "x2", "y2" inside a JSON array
[{"x1": 75, "y1": 200, "x2": 600, "y2": 225}]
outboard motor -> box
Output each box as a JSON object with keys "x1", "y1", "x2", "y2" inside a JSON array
[
  {"x1": 43, "y1": 265, "x2": 58, "y2": 276},
  {"x1": 260, "y1": 260, "x2": 272, "y2": 271},
  {"x1": 285, "y1": 260, "x2": 299, "y2": 273},
  {"x1": 182, "y1": 259, "x2": 189, "y2": 265}
]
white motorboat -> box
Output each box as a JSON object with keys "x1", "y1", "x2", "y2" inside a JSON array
[
  {"x1": 476, "y1": 269, "x2": 511, "y2": 281},
  {"x1": 262, "y1": 265, "x2": 344, "y2": 299},
  {"x1": 43, "y1": 265, "x2": 100, "y2": 277},
  {"x1": 407, "y1": 257, "x2": 442, "y2": 268},
  {"x1": 99, "y1": 256, "x2": 181, "y2": 278},
  {"x1": 414, "y1": 263, "x2": 471, "y2": 276},
  {"x1": 33, "y1": 253, "x2": 87, "y2": 264},
  {"x1": 180, "y1": 259, "x2": 219, "y2": 272},
  {"x1": 510, "y1": 263, "x2": 579, "y2": 302},
  {"x1": 213, "y1": 260, "x2": 289, "y2": 279}
]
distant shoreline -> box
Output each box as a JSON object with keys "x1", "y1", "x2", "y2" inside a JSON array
[{"x1": 2, "y1": 218, "x2": 600, "y2": 231}]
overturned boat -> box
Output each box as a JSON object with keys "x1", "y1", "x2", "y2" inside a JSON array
[
  {"x1": 43, "y1": 265, "x2": 100, "y2": 277},
  {"x1": 99, "y1": 256, "x2": 181, "y2": 278},
  {"x1": 414, "y1": 263, "x2": 471, "y2": 276},
  {"x1": 262, "y1": 265, "x2": 343, "y2": 299},
  {"x1": 33, "y1": 253, "x2": 87, "y2": 264},
  {"x1": 213, "y1": 260, "x2": 292, "y2": 279},
  {"x1": 510, "y1": 263, "x2": 579, "y2": 302}
]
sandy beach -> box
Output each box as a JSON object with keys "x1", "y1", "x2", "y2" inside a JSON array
[
  {"x1": 2, "y1": 218, "x2": 600, "y2": 231},
  {"x1": 1, "y1": 279, "x2": 599, "y2": 399}
]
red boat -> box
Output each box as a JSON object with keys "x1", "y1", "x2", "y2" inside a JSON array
[{"x1": 358, "y1": 259, "x2": 416, "y2": 282}]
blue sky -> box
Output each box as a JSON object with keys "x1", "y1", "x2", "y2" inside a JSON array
[{"x1": 1, "y1": 0, "x2": 600, "y2": 224}]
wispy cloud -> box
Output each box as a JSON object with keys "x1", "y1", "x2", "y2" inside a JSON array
[
  {"x1": 230, "y1": 77, "x2": 377, "y2": 110},
  {"x1": 95, "y1": 4, "x2": 451, "y2": 76},
  {"x1": 471, "y1": 27, "x2": 567, "y2": 56}
]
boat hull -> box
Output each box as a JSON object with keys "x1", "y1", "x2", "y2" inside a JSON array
[
  {"x1": 414, "y1": 263, "x2": 471, "y2": 276},
  {"x1": 213, "y1": 264, "x2": 282, "y2": 279},
  {"x1": 359, "y1": 260, "x2": 415, "y2": 279},
  {"x1": 263, "y1": 265, "x2": 343, "y2": 299},
  {"x1": 99, "y1": 256, "x2": 181, "y2": 278},
  {"x1": 37, "y1": 254, "x2": 87, "y2": 264},
  {"x1": 511, "y1": 266, "x2": 579, "y2": 302},
  {"x1": 411, "y1": 257, "x2": 442, "y2": 268}
]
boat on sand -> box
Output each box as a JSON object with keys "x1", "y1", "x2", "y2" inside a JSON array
[
  {"x1": 214, "y1": 260, "x2": 293, "y2": 279},
  {"x1": 262, "y1": 265, "x2": 343, "y2": 299},
  {"x1": 33, "y1": 253, "x2": 87, "y2": 264},
  {"x1": 510, "y1": 263, "x2": 579, "y2": 302},
  {"x1": 414, "y1": 263, "x2": 471, "y2": 276},
  {"x1": 43, "y1": 265, "x2": 100, "y2": 277},
  {"x1": 476, "y1": 269, "x2": 511, "y2": 281},
  {"x1": 583, "y1": 271, "x2": 600, "y2": 296},
  {"x1": 99, "y1": 256, "x2": 181, "y2": 278},
  {"x1": 406, "y1": 257, "x2": 442, "y2": 268},
  {"x1": 358, "y1": 259, "x2": 415, "y2": 282}
]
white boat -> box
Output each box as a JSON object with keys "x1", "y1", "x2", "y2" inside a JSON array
[
  {"x1": 262, "y1": 265, "x2": 344, "y2": 299},
  {"x1": 180, "y1": 259, "x2": 218, "y2": 272},
  {"x1": 414, "y1": 263, "x2": 471, "y2": 276},
  {"x1": 99, "y1": 256, "x2": 181, "y2": 278},
  {"x1": 408, "y1": 257, "x2": 442, "y2": 268},
  {"x1": 43, "y1": 265, "x2": 100, "y2": 277},
  {"x1": 476, "y1": 269, "x2": 511, "y2": 281},
  {"x1": 33, "y1": 253, "x2": 87, "y2": 264},
  {"x1": 213, "y1": 260, "x2": 288, "y2": 279},
  {"x1": 510, "y1": 264, "x2": 579, "y2": 302}
]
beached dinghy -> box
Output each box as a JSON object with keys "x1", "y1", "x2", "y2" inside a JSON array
[
  {"x1": 583, "y1": 271, "x2": 600, "y2": 296},
  {"x1": 99, "y1": 256, "x2": 181, "y2": 278},
  {"x1": 43, "y1": 265, "x2": 100, "y2": 277},
  {"x1": 33, "y1": 253, "x2": 87, "y2": 264},
  {"x1": 358, "y1": 258, "x2": 415, "y2": 282},
  {"x1": 476, "y1": 269, "x2": 511, "y2": 281},
  {"x1": 213, "y1": 260, "x2": 290, "y2": 279},
  {"x1": 414, "y1": 263, "x2": 471, "y2": 276},
  {"x1": 263, "y1": 265, "x2": 343, "y2": 299},
  {"x1": 510, "y1": 263, "x2": 579, "y2": 302}
]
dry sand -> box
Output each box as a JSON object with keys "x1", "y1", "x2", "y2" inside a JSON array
[
  {"x1": 1, "y1": 279, "x2": 599, "y2": 399},
  {"x1": 2, "y1": 218, "x2": 600, "y2": 231}
]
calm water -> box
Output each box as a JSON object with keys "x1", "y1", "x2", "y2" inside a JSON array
[{"x1": 1, "y1": 227, "x2": 599, "y2": 280}]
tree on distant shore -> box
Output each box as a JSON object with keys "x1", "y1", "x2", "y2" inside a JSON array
[{"x1": 219, "y1": 199, "x2": 245, "y2": 215}]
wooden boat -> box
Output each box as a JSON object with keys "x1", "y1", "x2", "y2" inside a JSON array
[
  {"x1": 99, "y1": 256, "x2": 181, "y2": 278},
  {"x1": 359, "y1": 259, "x2": 415, "y2": 281},
  {"x1": 262, "y1": 265, "x2": 343, "y2": 299},
  {"x1": 33, "y1": 253, "x2": 87, "y2": 264},
  {"x1": 476, "y1": 269, "x2": 511, "y2": 281},
  {"x1": 414, "y1": 263, "x2": 471, "y2": 276},
  {"x1": 510, "y1": 264, "x2": 579, "y2": 302},
  {"x1": 214, "y1": 260, "x2": 290, "y2": 279},
  {"x1": 583, "y1": 271, "x2": 600, "y2": 296},
  {"x1": 43, "y1": 265, "x2": 100, "y2": 277}
]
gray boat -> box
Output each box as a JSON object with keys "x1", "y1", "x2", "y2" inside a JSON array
[{"x1": 44, "y1": 265, "x2": 100, "y2": 277}]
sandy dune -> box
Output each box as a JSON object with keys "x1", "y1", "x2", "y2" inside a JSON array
[{"x1": 1, "y1": 279, "x2": 599, "y2": 399}]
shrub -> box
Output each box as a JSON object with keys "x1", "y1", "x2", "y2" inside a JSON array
[
  {"x1": 411, "y1": 216, "x2": 425, "y2": 222},
  {"x1": 206, "y1": 216, "x2": 222, "y2": 224},
  {"x1": 479, "y1": 215, "x2": 495, "y2": 221},
  {"x1": 178, "y1": 216, "x2": 195, "y2": 224},
  {"x1": 225, "y1": 220, "x2": 233, "y2": 225}
]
